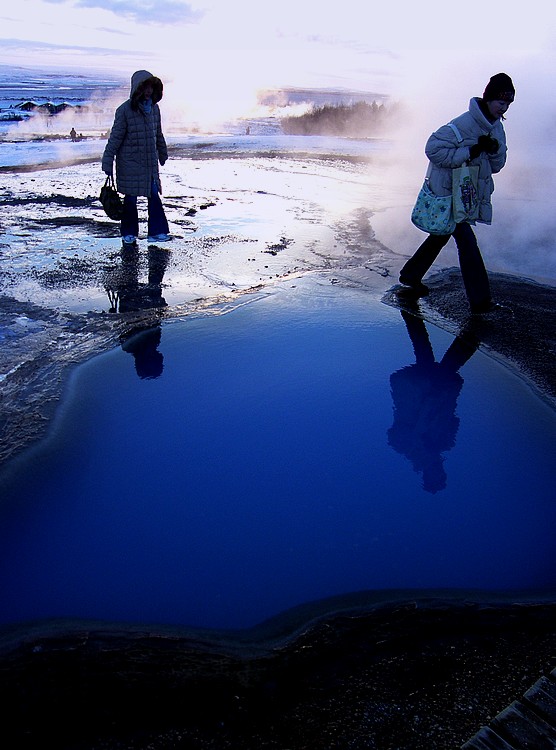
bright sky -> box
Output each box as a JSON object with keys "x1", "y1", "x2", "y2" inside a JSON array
[{"x1": 1, "y1": 0, "x2": 556, "y2": 125}]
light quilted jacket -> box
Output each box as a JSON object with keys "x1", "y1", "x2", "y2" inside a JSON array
[
  {"x1": 424, "y1": 97, "x2": 507, "y2": 224},
  {"x1": 102, "y1": 70, "x2": 168, "y2": 198}
]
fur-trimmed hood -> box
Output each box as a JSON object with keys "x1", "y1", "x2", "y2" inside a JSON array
[{"x1": 130, "y1": 70, "x2": 163, "y2": 109}]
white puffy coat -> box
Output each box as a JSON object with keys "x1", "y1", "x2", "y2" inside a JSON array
[{"x1": 425, "y1": 97, "x2": 507, "y2": 224}]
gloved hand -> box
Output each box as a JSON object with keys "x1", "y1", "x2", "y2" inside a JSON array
[
  {"x1": 481, "y1": 135, "x2": 499, "y2": 154},
  {"x1": 103, "y1": 169, "x2": 113, "y2": 176},
  {"x1": 469, "y1": 135, "x2": 499, "y2": 160}
]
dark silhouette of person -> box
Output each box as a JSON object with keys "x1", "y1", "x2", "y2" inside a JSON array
[
  {"x1": 400, "y1": 73, "x2": 515, "y2": 314},
  {"x1": 121, "y1": 325, "x2": 164, "y2": 379},
  {"x1": 387, "y1": 309, "x2": 479, "y2": 493},
  {"x1": 103, "y1": 244, "x2": 169, "y2": 379},
  {"x1": 102, "y1": 69, "x2": 171, "y2": 245}
]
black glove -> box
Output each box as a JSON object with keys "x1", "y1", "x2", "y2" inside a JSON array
[
  {"x1": 482, "y1": 135, "x2": 499, "y2": 154},
  {"x1": 469, "y1": 135, "x2": 499, "y2": 160}
]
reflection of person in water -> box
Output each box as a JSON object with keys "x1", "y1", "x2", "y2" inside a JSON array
[
  {"x1": 387, "y1": 310, "x2": 479, "y2": 493},
  {"x1": 121, "y1": 325, "x2": 164, "y2": 379},
  {"x1": 105, "y1": 243, "x2": 169, "y2": 314},
  {"x1": 103, "y1": 244, "x2": 169, "y2": 379}
]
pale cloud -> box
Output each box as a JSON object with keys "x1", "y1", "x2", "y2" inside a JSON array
[
  {"x1": 95, "y1": 26, "x2": 132, "y2": 36},
  {"x1": 0, "y1": 36, "x2": 147, "y2": 57},
  {"x1": 44, "y1": 0, "x2": 203, "y2": 25},
  {"x1": 1, "y1": 0, "x2": 555, "y2": 101},
  {"x1": 296, "y1": 32, "x2": 399, "y2": 60}
]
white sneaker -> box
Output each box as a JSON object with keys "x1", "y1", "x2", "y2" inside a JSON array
[
  {"x1": 147, "y1": 233, "x2": 172, "y2": 242},
  {"x1": 122, "y1": 235, "x2": 136, "y2": 244}
]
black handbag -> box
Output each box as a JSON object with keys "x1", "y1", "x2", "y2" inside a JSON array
[{"x1": 99, "y1": 175, "x2": 123, "y2": 220}]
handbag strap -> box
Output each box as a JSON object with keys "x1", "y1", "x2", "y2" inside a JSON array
[
  {"x1": 447, "y1": 122, "x2": 463, "y2": 142},
  {"x1": 447, "y1": 122, "x2": 470, "y2": 165}
]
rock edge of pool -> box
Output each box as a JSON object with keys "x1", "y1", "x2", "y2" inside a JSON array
[{"x1": 2, "y1": 593, "x2": 556, "y2": 749}]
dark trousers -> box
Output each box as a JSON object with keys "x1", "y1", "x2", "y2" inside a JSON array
[
  {"x1": 121, "y1": 191, "x2": 169, "y2": 238},
  {"x1": 400, "y1": 222, "x2": 491, "y2": 307}
]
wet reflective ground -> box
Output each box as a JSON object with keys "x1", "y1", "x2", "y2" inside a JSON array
[{"x1": 0, "y1": 137, "x2": 393, "y2": 314}]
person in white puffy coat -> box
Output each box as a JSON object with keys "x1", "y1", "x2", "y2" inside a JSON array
[
  {"x1": 400, "y1": 73, "x2": 515, "y2": 314},
  {"x1": 102, "y1": 70, "x2": 170, "y2": 244}
]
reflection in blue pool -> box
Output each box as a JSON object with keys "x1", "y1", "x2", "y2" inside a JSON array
[{"x1": 1, "y1": 284, "x2": 555, "y2": 631}]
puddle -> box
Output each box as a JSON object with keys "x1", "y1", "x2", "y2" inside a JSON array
[{"x1": 0, "y1": 280, "x2": 555, "y2": 631}]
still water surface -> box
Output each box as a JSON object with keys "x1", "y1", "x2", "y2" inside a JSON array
[{"x1": 1, "y1": 283, "x2": 555, "y2": 630}]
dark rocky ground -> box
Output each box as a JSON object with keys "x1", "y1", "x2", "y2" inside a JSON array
[
  {"x1": 406, "y1": 269, "x2": 556, "y2": 406},
  {"x1": 1, "y1": 269, "x2": 555, "y2": 750},
  {"x1": 2, "y1": 599, "x2": 556, "y2": 750}
]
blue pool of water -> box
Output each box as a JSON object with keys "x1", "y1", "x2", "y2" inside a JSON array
[{"x1": 1, "y1": 282, "x2": 555, "y2": 631}]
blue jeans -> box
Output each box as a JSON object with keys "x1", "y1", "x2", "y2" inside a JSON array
[
  {"x1": 121, "y1": 184, "x2": 169, "y2": 238},
  {"x1": 400, "y1": 222, "x2": 491, "y2": 308}
]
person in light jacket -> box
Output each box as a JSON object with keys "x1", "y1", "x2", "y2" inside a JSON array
[
  {"x1": 400, "y1": 73, "x2": 515, "y2": 314},
  {"x1": 102, "y1": 69, "x2": 171, "y2": 245}
]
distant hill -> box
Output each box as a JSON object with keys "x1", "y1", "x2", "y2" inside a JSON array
[
  {"x1": 257, "y1": 86, "x2": 387, "y2": 109},
  {"x1": 280, "y1": 100, "x2": 403, "y2": 138}
]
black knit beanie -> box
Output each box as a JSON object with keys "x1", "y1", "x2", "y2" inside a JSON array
[{"x1": 482, "y1": 73, "x2": 515, "y2": 102}]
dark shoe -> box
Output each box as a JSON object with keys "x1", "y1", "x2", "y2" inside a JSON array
[
  {"x1": 470, "y1": 300, "x2": 508, "y2": 315},
  {"x1": 399, "y1": 275, "x2": 429, "y2": 296},
  {"x1": 147, "y1": 233, "x2": 172, "y2": 243}
]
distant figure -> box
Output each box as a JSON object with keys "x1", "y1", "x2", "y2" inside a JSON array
[
  {"x1": 69, "y1": 127, "x2": 77, "y2": 141},
  {"x1": 400, "y1": 73, "x2": 515, "y2": 314},
  {"x1": 387, "y1": 310, "x2": 478, "y2": 494},
  {"x1": 102, "y1": 69, "x2": 171, "y2": 246},
  {"x1": 245, "y1": 125, "x2": 250, "y2": 135}
]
